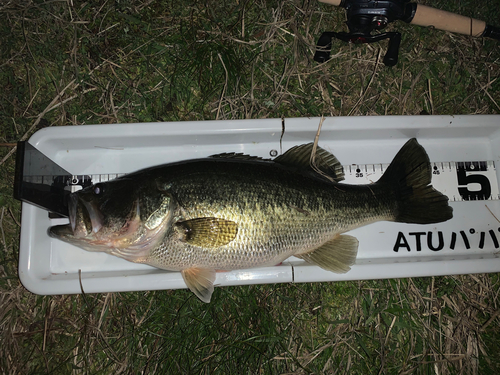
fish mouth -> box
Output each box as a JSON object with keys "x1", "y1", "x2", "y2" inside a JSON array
[
  {"x1": 49, "y1": 223, "x2": 75, "y2": 238},
  {"x1": 80, "y1": 199, "x2": 104, "y2": 234},
  {"x1": 50, "y1": 193, "x2": 104, "y2": 239},
  {"x1": 68, "y1": 193, "x2": 78, "y2": 233},
  {"x1": 49, "y1": 195, "x2": 168, "y2": 261}
]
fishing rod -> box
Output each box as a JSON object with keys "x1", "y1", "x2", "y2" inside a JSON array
[{"x1": 314, "y1": 0, "x2": 500, "y2": 66}]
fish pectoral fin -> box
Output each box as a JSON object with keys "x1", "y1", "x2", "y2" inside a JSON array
[
  {"x1": 295, "y1": 234, "x2": 359, "y2": 273},
  {"x1": 181, "y1": 268, "x2": 216, "y2": 303},
  {"x1": 176, "y1": 217, "x2": 238, "y2": 248}
]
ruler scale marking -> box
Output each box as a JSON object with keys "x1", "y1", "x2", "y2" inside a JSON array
[
  {"x1": 341, "y1": 160, "x2": 499, "y2": 202},
  {"x1": 25, "y1": 160, "x2": 500, "y2": 202}
]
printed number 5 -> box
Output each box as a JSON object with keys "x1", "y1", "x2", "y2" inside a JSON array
[{"x1": 456, "y1": 168, "x2": 491, "y2": 200}]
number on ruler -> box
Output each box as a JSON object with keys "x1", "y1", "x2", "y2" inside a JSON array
[
  {"x1": 456, "y1": 162, "x2": 492, "y2": 200},
  {"x1": 355, "y1": 167, "x2": 363, "y2": 178}
]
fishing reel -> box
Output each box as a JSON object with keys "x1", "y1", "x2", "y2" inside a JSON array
[{"x1": 315, "y1": 0, "x2": 500, "y2": 66}]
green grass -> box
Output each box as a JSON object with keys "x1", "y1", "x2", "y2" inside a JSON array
[{"x1": 1, "y1": 0, "x2": 500, "y2": 373}]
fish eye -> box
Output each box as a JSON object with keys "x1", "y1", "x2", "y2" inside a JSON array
[{"x1": 93, "y1": 184, "x2": 105, "y2": 195}]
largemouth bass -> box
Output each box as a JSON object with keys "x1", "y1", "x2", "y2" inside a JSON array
[{"x1": 50, "y1": 139, "x2": 453, "y2": 302}]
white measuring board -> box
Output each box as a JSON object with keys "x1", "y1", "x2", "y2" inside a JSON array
[{"x1": 18, "y1": 115, "x2": 500, "y2": 296}]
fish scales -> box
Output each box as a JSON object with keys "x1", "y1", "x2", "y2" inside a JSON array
[
  {"x1": 144, "y1": 159, "x2": 395, "y2": 271},
  {"x1": 49, "y1": 140, "x2": 453, "y2": 302}
]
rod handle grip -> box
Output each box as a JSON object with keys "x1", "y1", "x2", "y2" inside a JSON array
[
  {"x1": 318, "y1": 0, "x2": 342, "y2": 6},
  {"x1": 410, "y1": 5, "x2": 486, "y2": 37}
]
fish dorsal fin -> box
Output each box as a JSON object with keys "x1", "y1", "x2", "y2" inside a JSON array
[
  {"x1": 274, "y1": 143, "x2": 345, "y2": 182},
  {"x1": 181, "y1": 268, "x2": 216, "y2": 303},
  {"x1": 295, "y1": 234, "x2": 358, "y2": 273},
  {"x1": 209, "y1": 152, "x2": 268, "y2": 161},
  {"x1": 176, "y1": 217, "x2": 238, "y2": 248}
]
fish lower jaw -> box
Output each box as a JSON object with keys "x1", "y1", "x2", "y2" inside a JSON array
[{"x1": 106, "y1": 231, "x2": 170, "y2": 264}]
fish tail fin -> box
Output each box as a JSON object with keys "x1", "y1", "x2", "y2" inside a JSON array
[{"x1": 378, "y1": 138, "x2": 453, "y2": 224}]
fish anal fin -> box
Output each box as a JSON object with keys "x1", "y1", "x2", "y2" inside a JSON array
[
  {"x1": 181, "y1": 268, "x2": 216, "y2": 303},
  {"x1": 296, "y1": 234, "x2": 358, "y2": 273},
  {"x1": 274, "y1": 143, "x2": 345, "y2": 182},
  {"x1": 176, "y1": 217, "x2": 238, "y2": 248}
]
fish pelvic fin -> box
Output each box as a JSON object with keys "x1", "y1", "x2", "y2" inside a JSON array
[
  {"x1": 378, "y1": 138, "x2": 453, "y2": 224},
  {"x1": 295, "y1": 234, "x2": 358, "y2": 273},
  {"x1": 181, "y1": 268, "x2": 216, "y2": 303}
]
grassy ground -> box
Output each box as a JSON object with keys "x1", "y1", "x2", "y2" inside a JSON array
[{"x1": 1, "y1": 0, "x2": 500, "y2": 373}]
